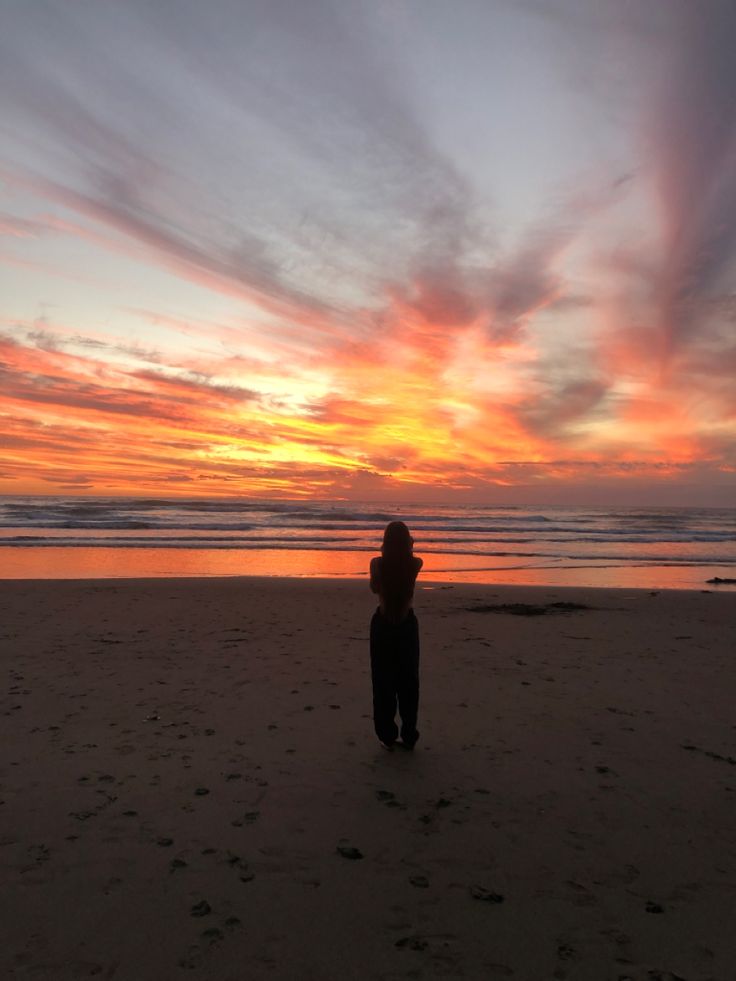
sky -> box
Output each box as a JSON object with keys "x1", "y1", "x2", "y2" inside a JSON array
[{"x1": 1, "y1": 0, "x2": 735, "y2": 504}]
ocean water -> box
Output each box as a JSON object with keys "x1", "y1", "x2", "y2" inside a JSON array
[{"x1": 1, "y1": 496, "x2": 735, "y2": 589}]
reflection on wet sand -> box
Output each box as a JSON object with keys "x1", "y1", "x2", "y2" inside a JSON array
[{"x1": 3, "y1": 545, "x2": 734, "y2": 591}]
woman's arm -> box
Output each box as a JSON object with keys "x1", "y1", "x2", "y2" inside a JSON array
[{"x1": 369, "y1": 556, "x2": 381, "y2": 594}]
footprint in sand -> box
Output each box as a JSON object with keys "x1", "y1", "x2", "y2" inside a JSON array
[
  {"x1": 395, "y1": 936, "x2": 428, "y2": 951},
  {"x1": 645, "y1": 900, "x2": 665, "y2": 913},
  {"x1": 556, "y1": 942, "x2": 575, "y2": 961},
  {"x1": 28, "y1": 844, "x2": 50, "y2": 864},
  {"x1": 469, "y1": 885, "x2": 504, "y2": 903}
]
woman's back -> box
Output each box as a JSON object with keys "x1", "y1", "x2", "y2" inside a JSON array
[
  {"x1": 370, "y1": 553, "x2": 422, "y2": 624},
  {"x1": 368, "y1": 520, "x2": 423, "y2": 751}
]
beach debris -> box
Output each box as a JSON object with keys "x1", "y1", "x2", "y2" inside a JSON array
[
  {"x1": 465, "y1": 602, "x2": 591, "y2": 616},
  {"x1": 470, "y1": 885, "x2": 505, "y2": 903},
  {"x1": 409, "y1": 875, "x2": 430, "y2": 888},
  {"x1": 645, "y1": 901, "x2": 664, "y2": 913},
  {"x1": 337, "y1": 845, "x2": 363, "y2": 860},
  {"x1": 194, "y1": 787, "x2": 209, "y2": 796},
  {"x1": 469, "y1": 603, "x2": 547, "y2": 616},
  {"x1": 190, "y1": 900, "x2": 212, "y2": 917},
  {"x1": 169, "y1": 858, "x2": 187, "y2": 872},
  {"x1": 156, "y1": 837, "x2": 174, "y2": 847}
]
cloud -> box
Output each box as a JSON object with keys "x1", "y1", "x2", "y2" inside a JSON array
[
  {"x1": 0, "y1": 0, "x2": 479, "y2": 338},
  {"x1": 1, "y1": 1, "x2": 734, "y2": 501},
  {"x1": 0, "y1": 332, "x2": 260, "y2": 429},
  {"x1": 647, "y1": 2, "x2": 736, "y2": 352},
  {"x1": 517, "y1": 377, "x2": 610, "y2": 438},
  {"x1": 0, "y1": 214, "x2": 49, "y2": 238}
]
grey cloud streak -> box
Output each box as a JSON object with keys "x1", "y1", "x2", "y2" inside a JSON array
[
  {"x1": 0, "y1": 0, "x2": 477, "y2": 331},
  {"x1": 649, "y1": 1, "x2": 736, "y2": 351}
]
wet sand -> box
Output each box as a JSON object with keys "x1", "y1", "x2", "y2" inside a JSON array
[{"x1": 1, "y1": 577, "x2": 735, "y2": 980}]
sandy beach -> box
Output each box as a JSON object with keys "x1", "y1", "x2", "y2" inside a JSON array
[{"x1": 1, "y1": 577, "x2": 734, "y2": 980}]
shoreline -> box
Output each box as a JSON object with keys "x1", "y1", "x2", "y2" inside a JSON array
[
  {"x1": 2, "y1": 571, "x2": 736, "y2": 596},
  {"x1": 3, "y1": 546, "x2": 736, "y2": 591}
]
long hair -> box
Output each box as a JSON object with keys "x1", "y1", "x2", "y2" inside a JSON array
[
  {"x1": 379, "y1": 521, "x2": 415, "y2": 621},
  {"x1": 381, "y1": 520, "x2": 414, "y2": 560}
]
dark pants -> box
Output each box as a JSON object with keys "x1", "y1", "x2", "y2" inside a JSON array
[{"x1": 370, "y1": 609, "x2": 420, "y2": 746}]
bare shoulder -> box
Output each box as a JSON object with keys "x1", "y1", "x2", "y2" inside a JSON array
[
  {"x1": 414, "y1": 555, "x2": 423, "y2": 571},
  {"x1": 370, "y1": 555, "x2": 381, "y2": 571}
]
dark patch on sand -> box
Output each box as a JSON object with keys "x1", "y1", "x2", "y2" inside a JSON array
[{"x1": 465, "y1": 602, "x2": 592, "y2": 616}]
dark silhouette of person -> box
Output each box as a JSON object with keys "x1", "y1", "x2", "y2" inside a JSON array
[{"x1": 369, "y1": 521, "x2": 423, "y2": 751}]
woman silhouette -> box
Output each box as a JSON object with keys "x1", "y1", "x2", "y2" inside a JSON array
[{"x1": 369, "y1": 521, "x2": 423, "y2": 750}]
